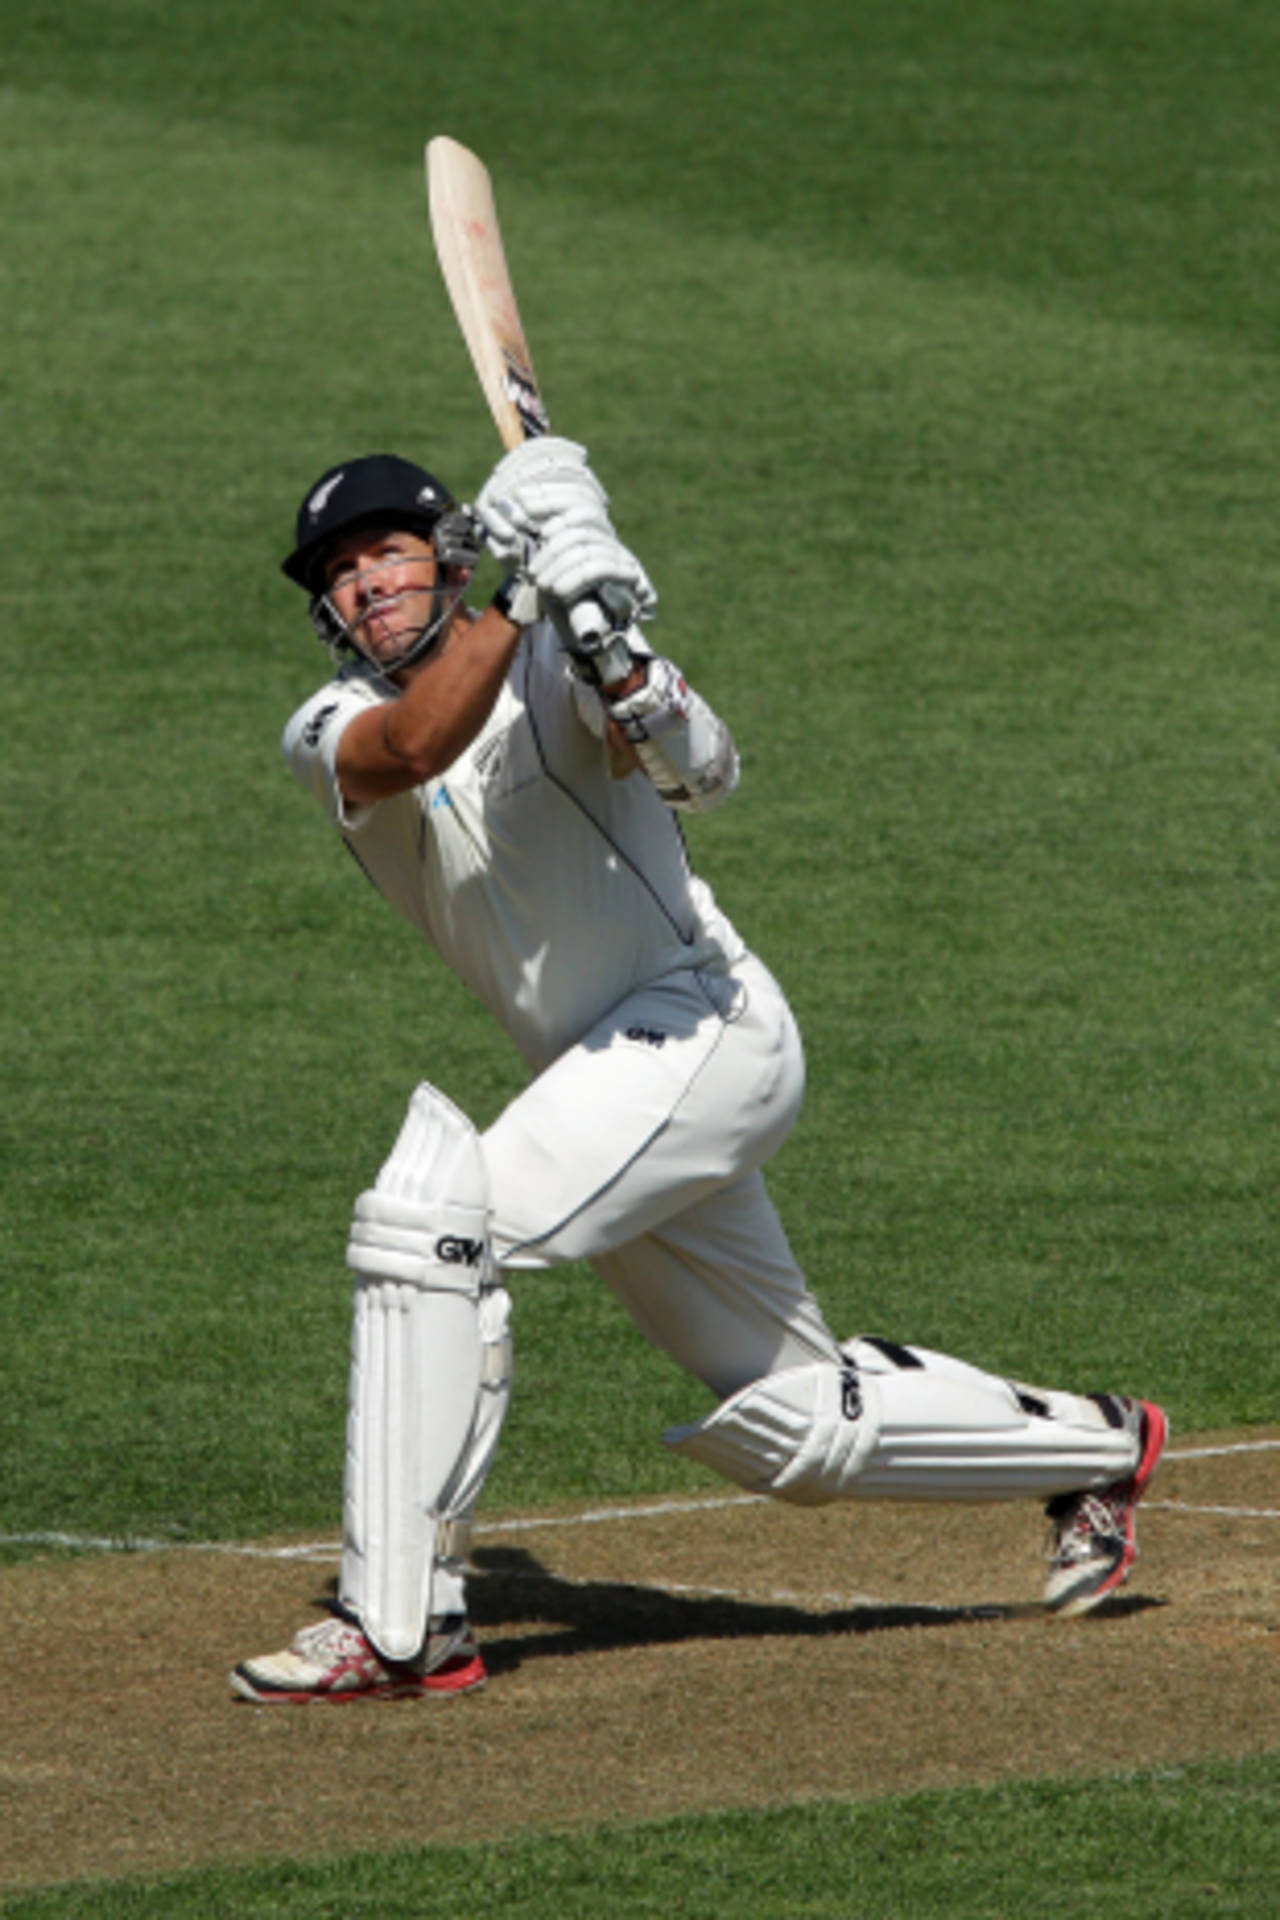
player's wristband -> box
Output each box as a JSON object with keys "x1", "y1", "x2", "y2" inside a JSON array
[{"x1": 491, "y1": 573, "x2": 540, "y2": 626}]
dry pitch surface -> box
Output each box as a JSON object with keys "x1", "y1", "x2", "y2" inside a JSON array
[{"x1": 3, "y1": 1431, "x2": 1278, "y2": 1893}]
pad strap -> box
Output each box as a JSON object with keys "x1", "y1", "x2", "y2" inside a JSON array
[{"x1": 347, "y1": 1190, "x2": 488, "y2": 1293}]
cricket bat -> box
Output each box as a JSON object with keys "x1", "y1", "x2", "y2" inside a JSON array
[
  {"x1": 425, "y1": 134, "x2": 550, "y2": 451},
  {"x1": 424, "y1": 135, "x2": 636, "y2": 686}
]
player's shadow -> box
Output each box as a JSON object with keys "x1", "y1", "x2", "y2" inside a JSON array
[
  {"x1": 315, "y1": 1550, "x2": 1163, "y2": 1677},
  {"x1": 456, "y1": 1544, "x2": 1161, "y2": 1677}
]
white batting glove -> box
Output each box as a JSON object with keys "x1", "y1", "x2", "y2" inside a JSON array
[
  {"x1": 605, "y1": 656, "x2": 691, "y2": 738},
  {"x1": 474, "y1": 437, "x2": 612, "y2": 562},
  {"x1": 533, "y1": 525, "x2": 657, "y2": 685},
  {"x1": 527, "y1": 524, "x2": 657, "y2": 619},
  {"x1": 485, "y1": 435, "x2": 595, "y2": 489},
  {"x1": 486, "y1": 498, "x2": 641, "y2": 635}
]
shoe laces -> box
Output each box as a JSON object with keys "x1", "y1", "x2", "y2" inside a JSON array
[
  {"x1": 1046, "y1": 1486, "x2": 1128, "y2": 1567},
  {"x1": 293, "y1": 1614, "x2": 370, "y2": 1660},
  {"x1": 291, "y1": 1610, "x2": 471, "y2": 1672}
]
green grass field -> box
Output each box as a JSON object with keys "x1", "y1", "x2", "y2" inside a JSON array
[
  {"x1": 2, "y1": 0, "x2": 1278, "y2": 1909},
  {"x1": 3, "y1": 1754, "x2": 1279, "y2": 1919}
]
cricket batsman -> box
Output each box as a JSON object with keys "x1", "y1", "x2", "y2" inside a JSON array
[{"x1": 231, "y1": 438, "x2": 1167, "y2": 1701}]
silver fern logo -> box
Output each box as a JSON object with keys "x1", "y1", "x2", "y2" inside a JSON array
[{"x1": 307, "y1": 472, "x2": 346, "y2": 520}]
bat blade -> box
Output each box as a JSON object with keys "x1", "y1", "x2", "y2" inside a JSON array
[{"x1": 426, "y1": 135, "x2": 550, "y2": 448}]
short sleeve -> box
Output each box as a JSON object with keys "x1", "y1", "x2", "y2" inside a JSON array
[{"x1": 281, "y1": 678, "x2": 384, "y2": 831}]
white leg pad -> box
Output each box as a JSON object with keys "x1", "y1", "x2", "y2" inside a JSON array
[
  {"x1": 664, "y1": 1354, "x2": 877, "y2": 1505},
  {"x1": 340, "y1": 1084, "x2": 498, "y2": 1664},
  {"x1": 432, "y1": 1285, "x2": 514, "y2": 1615},
  {"x1": 847, "y1": 1338, "x2": 1139, "y2": 1499},
  {"x1": 665, "y1": 1336, "x2": 1139, "y2": 1507}
]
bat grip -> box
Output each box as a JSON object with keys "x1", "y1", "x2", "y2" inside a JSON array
[{"x1": 561, "y1": 598, "x2": 636, "y2": 688}]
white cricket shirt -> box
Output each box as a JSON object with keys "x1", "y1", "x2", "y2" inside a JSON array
[{"x1": 283, "y1": 622, "x2": 747, "y2": 1069}]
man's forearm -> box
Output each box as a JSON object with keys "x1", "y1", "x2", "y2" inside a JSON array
[{"x1": 337, "y1": 607, "x2": 522, "y2": 807}]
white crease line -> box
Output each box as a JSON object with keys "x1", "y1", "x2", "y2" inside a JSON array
[
  {"x1": 1147, "y1": 1500, "x2": 1280, "y2": 1520},
  {"x1": 0, "y1": 1533, "x2": 343, "y2": 1561},
  {"x1": 0, "y1": 1498, "x2": 756, "y2": 1560},
  {"x1": 480, "y1": 1493, "x2": 761, "y2": 1532},
  {"x1": 0, "y1": 1532, "x2": 171, "y2": 1554},
  {"x1": 1166, "y1": 1440, "x2": 1280, "y2": 1460},
  {"x1": 0, "y1": 1531, "x2": 961, "y2": 1609},
  {"x1": 2, "y1": 1441, "x2": 1275, "y2": 1562},
  {"x1": 0, "y1": 1496, "x2": 764, "y2": 1560}
]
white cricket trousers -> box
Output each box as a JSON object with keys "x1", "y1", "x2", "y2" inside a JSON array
[{"x1": 483, "y1": 953, "x2": 841, "y2": 1397}]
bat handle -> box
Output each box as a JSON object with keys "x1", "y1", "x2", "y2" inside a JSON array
[{"x1": 561, "y1": 598, "x2": 637, "y2": 688}]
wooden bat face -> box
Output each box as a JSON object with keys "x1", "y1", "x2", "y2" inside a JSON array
[{"x1": 426, "y1": 136, "x2": 550, "y2": 448}]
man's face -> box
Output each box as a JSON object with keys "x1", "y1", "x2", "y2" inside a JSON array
[{"x1": 322, "y1": 526, "x2": 442, "y2": 673}]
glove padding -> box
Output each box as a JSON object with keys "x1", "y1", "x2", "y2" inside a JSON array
[
  {"x1": 474, "y1": 437, "x2": 612, "y2": 562},
  {"x1": 605, "y1": 656, "x2": 691, "y2": 740},
  {"x1": 489, "y1": 520, "x2": 655, "y2": 655},
  {"x1": 528, "y1": 524, "x2": 657, "y2": 620}
]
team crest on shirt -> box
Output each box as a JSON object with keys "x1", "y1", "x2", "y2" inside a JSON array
[{"x1": 302, "y1": 701, "x2": 340, "y2": 748}]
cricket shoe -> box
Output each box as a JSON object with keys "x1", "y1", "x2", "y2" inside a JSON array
[
  {"x1": 230, "y1": 1610, "x2": 485, "y2": 1703},
  {"x1": 1043, "y1": 1397, "x2": 1169, "y2": 1618}
]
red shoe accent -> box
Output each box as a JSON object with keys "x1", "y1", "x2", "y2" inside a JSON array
[
  {"x1": 1044, "y1": 1399, "x2": 1169, "y2": 1617},
  {"x1": 420, "y1": 1647, "x2": 487, "y2": 1695},
  {"x1": 230, "y1": 1616, "x2": 487, "y2": 1703},
  {"x1": 1131, "y1": 1399, "x2": 1169, "y2": 1498}
]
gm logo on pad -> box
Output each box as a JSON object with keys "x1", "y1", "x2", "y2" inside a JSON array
[{"x1": 435, "y1": 1235, "x2": 484, "y2": 1266}]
